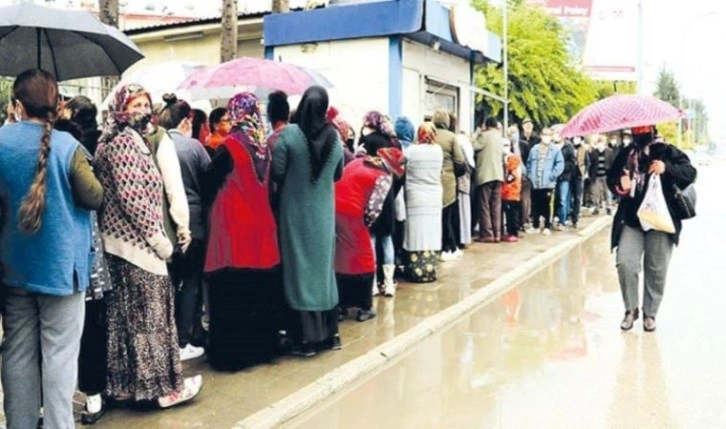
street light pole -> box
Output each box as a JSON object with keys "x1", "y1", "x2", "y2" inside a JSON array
[{"x1": 678, "y1": 10, "x2": 717, "y2": 149}]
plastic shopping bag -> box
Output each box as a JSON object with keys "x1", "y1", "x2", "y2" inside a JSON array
[{"x1": 637, "y1": 174, "x2": 676, "y2": 234}]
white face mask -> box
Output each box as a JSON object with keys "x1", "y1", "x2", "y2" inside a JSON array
[{"x1": 542, "y1": 136, "x2": 553, "y2": 144}]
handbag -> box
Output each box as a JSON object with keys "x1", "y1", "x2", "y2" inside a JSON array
[{"x1": 671, "y1": 183, "x2": 697, "y2": 220}]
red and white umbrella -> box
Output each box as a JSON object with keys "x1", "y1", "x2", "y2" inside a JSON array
[
  {"x1": 560, "y1": 94, "x2": 683, "y2": 138},
  {"x1": 177, "y1": 57, "x2": 333, "y2": 101}
]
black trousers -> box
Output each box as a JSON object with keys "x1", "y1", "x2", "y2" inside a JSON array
[
  {"x1": 171, "y1": 240, "x2": 206, "y2": 347},
  {"x1": 571, "y1": 177, "x2": 584, "y2": 226},
  {"x1": 78, "y1": 298, "x2": 107, "y2": 395},
  {"x1": 531, "y1": 189, "x2": 555, "y2": 229},
  {"x1": 503, "y1": 201, "x2": 522, "y2": 237},
  {"x1": 441, "y1": 202, "x2": 460, "y2": 253}
]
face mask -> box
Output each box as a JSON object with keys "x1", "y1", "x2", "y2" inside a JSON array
[
  {"x1": 128, "y1": 112, "x2": 152, "y2": 136},
  {"x1": 573, "y1": 137, "x2": 583, "y2": 147},
  {"x1": 623, "y1": 138, "x2": 632, "y2": 146},
  {"x1": 633, "y1": 133, "x2": 652, "y2": 147},
  {"x1": 542, "y1": 136, "x2": 553, "y2": 144},
  {"x1": 510, "y1": 133, "x2": 519, "y2": 142}
]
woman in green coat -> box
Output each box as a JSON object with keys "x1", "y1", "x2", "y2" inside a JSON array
[{"x1": 271, "y1": 86, "x2": 344, "y2": 357}]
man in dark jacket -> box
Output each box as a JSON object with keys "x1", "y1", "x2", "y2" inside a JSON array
[
  {"x1": 588, "y1": 136, "x2": 615, "y2": 215},
  {"x1": 555, "y1": 137, "x2": 577, "y2": 230},
  {"x1": 519, "y1": 118, "x2": 540, "y2": 230},
  {"x1": 606, "y1": 125, "x2": 696, "y2": 332}
]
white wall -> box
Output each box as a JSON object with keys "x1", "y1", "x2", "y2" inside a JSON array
[
  {"x1": 401, "y1": 39, "x2": 473, "y2": 133},
  {"x1": 273, "y1": 38, "x2": 389, "y2": 133}
]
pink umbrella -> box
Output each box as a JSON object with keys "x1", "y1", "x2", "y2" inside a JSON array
[
  {"x1": 177, "y1": 57, "x2": 333, "y2": 100},
  {"x1": 561, "y1": 94, "x2": 683, "y2": 138}
]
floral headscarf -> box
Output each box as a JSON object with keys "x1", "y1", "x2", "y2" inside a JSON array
[
  {"x1": 99, "y1": 83, "x2": 153, "y2": 144},
  {"x1": 417, "y1": 122, "x2": 437, "y2": 144},
  {"x1": 227, "y1": 92, "x2": 266, "y2": 144},
  {"x1": 363, "y1": 110, "x2": 396, "y2": 138}
]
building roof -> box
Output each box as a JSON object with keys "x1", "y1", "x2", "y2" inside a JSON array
[
  {"x1": 263, "y1": 0, "x2": 501, "y2": 64},
  {"x1": 124, "y1": 10, "x2": 266, "y2": 35}
]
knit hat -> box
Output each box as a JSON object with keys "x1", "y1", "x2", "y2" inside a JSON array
[{"x1": 377, "y1": 147, "x2": 405, "y2": 177}]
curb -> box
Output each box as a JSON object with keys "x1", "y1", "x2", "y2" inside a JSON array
[{"x1": 234, "y1": 216, "x2": 612, "y2": 429}]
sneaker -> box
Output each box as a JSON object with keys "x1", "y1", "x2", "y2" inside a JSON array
[
  {"x1": 81, "y1": 394, "x2": 106, "y2": 425},
  {"x1": 356, "y1": 308, "x2": 377, "y2": 322},
  {"x1": 158, "y1": 375, "x2": 203, "y2": 409},
  {"x1": 526, "y1": 226, "x2": 537, "y2": 234},
  {"x1": 504, "y1": 235, "x2": 519, "y2": 243},
  {"x1": 290, "y1": 343, "x2": 316, "y2": 357},
  {"x1": 453, "y1": 249, "x2": 464, "y2": 258},
  {"x1": 620, "y1": 309, "x2": 640, "y2": 331},
  {"x1": 592, "y1": 208, "x2": 600, "y2": 216},
  {"x1": 440, "y1": 251, "x2": 457, "y2": 262},
  {"x1": 541, "y1": 228, "x2": 551, "y2": 236},
  {"x1": 553, "y1": 224, "x2": 564, "y2": 232},
  {"x1": 643, "y1": 316, "x2": 656, "y2": 332},
  {"x1": 572, "y1": 222, "x2": 579, "y2": 230},
  {"x1": 179, "y1": 344, "x2": 205, "y2": 362}
]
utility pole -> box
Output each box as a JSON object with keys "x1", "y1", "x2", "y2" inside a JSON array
[
  {"x1": 636, "y1": 0, "x2": 644, "y2": 94},
  {"x1": 99, "y1": 0, "x2": 120, "y2": 99},
  {"x1": 272, "y1": 0, "x2": 290, "y2": 13},
  {"x1": 220, "y1": 0, "x2": 238, "y2": 63}
]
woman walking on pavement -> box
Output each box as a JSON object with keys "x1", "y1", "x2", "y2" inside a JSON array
[
  {"x1": 271, "y1": 86, "x2": 344, "y2": 357},
  {"x1": 204, "y1": 92, "x2": 282, "y2": 371},
  {"x1": 359, "y1": 111, "x2": 402, "y2": 296},
  {"x1": 0, "y1": 69, "x2": 102, "y2": 429},
  {"x1": 94, "y1": 84, "x2": 202, "y2": 409},
  {"x1": 335, "y1": 148, "x2": 404, "y2": 322},
  {"x1": 607, "y1": 125, "x2": 696, "y2": 332},
  {"x1": 157, "y1": 94, "x2": 212, "y2": 363},
  {"x1": 403, "y1": 123, "x2": 443, "y2": 282}
]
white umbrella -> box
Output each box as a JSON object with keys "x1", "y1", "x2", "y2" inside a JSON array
[{"x1": 102, "y1": 61, "x2": 211, "y2": 111}]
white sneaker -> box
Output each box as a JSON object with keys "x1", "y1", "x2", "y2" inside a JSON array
[
  {"x1": 158, "y1": 375, "x2": 203, "y2": 408},
  {"x1": 180, "y1": 344, "x2": 205, "y2": 362},
  {"x1": 541, "y1": 228, "x2": 552, "y2": 236},
  {"x1": 440, "y1": 251, "x2": 456, "y2": 262},
  {"x1": 453, "y1": 249, "x2": 464, "y2": 258}
]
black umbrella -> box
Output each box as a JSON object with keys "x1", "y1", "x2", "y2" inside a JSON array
[{"x1": 0, "y1": 3, "x2": 144, "y2": 81}]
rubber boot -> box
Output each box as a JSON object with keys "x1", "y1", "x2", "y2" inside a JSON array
[{"x1": 382, "y1": 264, "x2": 397, "y2": 297}]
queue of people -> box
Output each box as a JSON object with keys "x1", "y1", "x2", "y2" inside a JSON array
[{"x1": 0, "y1": 67, "x2": 697, "y2": 428}]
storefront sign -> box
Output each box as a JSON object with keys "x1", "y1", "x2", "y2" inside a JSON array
[{"x1": 449, "y1": 5, "x2": 488, "y2": 55}]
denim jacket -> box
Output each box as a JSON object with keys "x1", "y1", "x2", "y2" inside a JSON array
[{"x1": 526, "y1": 143, "x2": 564, "y2": 190}]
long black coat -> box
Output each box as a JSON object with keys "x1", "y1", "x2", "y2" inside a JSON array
[{"x1": 606, "y1": 143, "x2": 697, "y2": 249}]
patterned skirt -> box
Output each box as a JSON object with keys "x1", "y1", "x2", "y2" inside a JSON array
[
  {"x1": 104, "y1": 254, "x2": 183, "y2": 401},
  {"x1": 406, "y1": 251, "x2": 438, "y2": 283}
]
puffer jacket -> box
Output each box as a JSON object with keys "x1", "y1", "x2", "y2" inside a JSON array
[
  {"x1": 526, "y1": 142, "x2": 564, "y2": 190},
  {"x1": 502, "y1": 154, "x2": 522, "y2": 202}
]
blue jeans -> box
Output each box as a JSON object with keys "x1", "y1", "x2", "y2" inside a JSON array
[
  {"x1": 370, "y1": 234, "x2": 395, "y2": 265},
  {"x1": 557, "y1": 180, "x2": 571, "y2": 226}
]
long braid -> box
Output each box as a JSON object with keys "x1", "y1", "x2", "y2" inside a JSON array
[{"x1": 18, "y1": 110, "x2": 54, "y2": 234}]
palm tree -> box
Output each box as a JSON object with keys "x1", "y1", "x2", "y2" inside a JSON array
[{"x1": 220, "y1": 0, "x2": 237, "y2": 63}]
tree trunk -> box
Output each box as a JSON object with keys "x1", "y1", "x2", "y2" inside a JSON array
[
  {"x1": 220, "y1": 0, "x2": 238, "y2": 63},
  {"x1": 99, "y1": 0, "x2": 120, "y2": 99},
  {"x1": 272, "y1": 0, "x2": 290, "y2": 13}
]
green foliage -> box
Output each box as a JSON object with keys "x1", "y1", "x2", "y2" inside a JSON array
[
  {"x1": 653, "y1": 67, "x2": 680, "y2": 107},
  {"x1": 0, "y1": 78, "x2": 12, "y2": 124},
  {"x1": 472, "y1": 0, "x2": 598, "y2": 128},
  {"x1": 593, "y1": 81, "x2": 637, "y2": 100}
]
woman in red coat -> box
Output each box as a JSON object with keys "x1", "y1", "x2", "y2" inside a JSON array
[
  {"x1": 205, "y1": 92, "x2": 281, "y2": 371},
  {"x1": 335, "y1": 148, "x2": 405, "y2": 321}
]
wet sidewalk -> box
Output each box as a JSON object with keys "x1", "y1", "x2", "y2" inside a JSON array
[{"x1": 0, "y1": 213, "x2": 610, "y2": 429}]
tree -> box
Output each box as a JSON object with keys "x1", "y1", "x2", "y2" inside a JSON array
[
  {"x1": 98, "y1": 0, "x2": 120, "y2": 99},
  {"x1": 472, "y1": 0, "x2": 597, "y2": 127},
  {"x1": 0, "y1": 78, "x2": 12, "y2": 124},
  {"x1": 272, "y1": 0, "x2": 290, "y2": 13},
  {"x1": 593, "y1": 81, "x2": 636, "y2": 100},
  {"x1": 653, "y1": 67, "x2": 680, "y2": 107},
  {"x1": 220, "y1": 0, "x2": 238, "y2": 63}
]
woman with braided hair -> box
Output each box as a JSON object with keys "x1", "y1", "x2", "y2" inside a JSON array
[{"x1": 0, "y1": 69, "x2": 103, "y2": 428}]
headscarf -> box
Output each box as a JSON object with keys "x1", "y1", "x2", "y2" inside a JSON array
[
  {"x1": 290, "y1": 86, "x2": 337, "y2": 183},
  {"x1": 628, "y1": 125, "x2": 655, "y2": 193},
  {"x1": 227, "y1": 92, "x2": 266, "y2": 144},
  {"x1": 363, "y1": 110, "x2": 396, "y2": 138},
  {"x1": 416, "y1": 122, "x2": 437, "y2": 144},
  {"x1": 432, "y1": 109, "x2": 450, "y2": 130},
  {"x1": 99, "y1": 83, "x2": 152, "y2": 144},
  {"x1": 395, "y1": 117, "x2": 415, "y2": 148},
  {"x1": 227, "y1": 92, "x2": 270, "y2": 182}
]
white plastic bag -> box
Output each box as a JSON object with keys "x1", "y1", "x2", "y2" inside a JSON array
[{"x1": 637, "y1": 174, "x2": 676, "y2": 234}]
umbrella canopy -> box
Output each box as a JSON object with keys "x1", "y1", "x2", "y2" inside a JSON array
[
  {"x1": 177, "y1": 57, "x2": 333, "y2": 101},
  {"x1": 102, "y1": 61, "x2": 207, "y2": 108},
  {"x1": 0, "y1": 3, "x2": 143, "y2": 81},
  {"x1": 560, "y1": 94, "x2": 682, "y2": 138}
]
